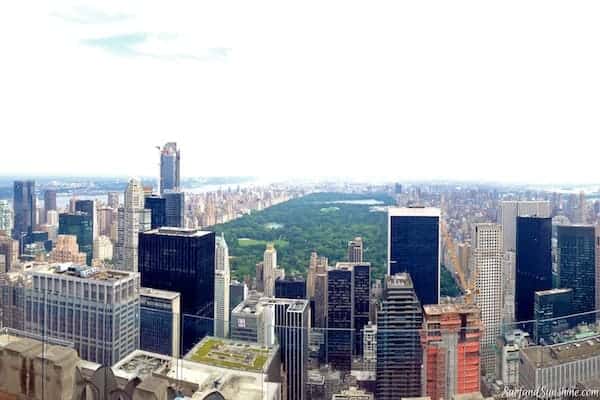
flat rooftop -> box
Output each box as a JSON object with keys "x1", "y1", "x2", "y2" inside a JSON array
[
  {"x1": 32, "y1": 263, "x2": 135, "y2": 282},
  {"x1": 423, "y1": 303, "x2": 480, "y2": 316},
  {"x1": 522, "y1": 336, "x2": 600, "y2": 368},
  {"x1": 140, "y1": 287, "x2": 180, "y2": 300},
  {"x1": 388, "y1": 206, "x2": 440, "y2": 217},
  {"x1": 185, "y1": 337, "x2": 276, "y2": 373},
  {"x1": 113, "y1": 350, "x2": 171, "y2": 379},
  {"x1": 145, "y1": 227, "x2": 212, "y2": 237}
]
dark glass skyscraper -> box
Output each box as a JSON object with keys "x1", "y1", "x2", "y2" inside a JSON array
[
  {"x1": 160, "y1": 142, "x2": 180, "y2": 195},
  {"x1": 164, "y1": 191, "x2": 184, "y2": 228},
  {"x1": 534, "y1": 288, "x2": 573, "y2": 344},
  {"x1": 144, "y1": 195, "x2": 167, "y2": 229},
  {"x1": 326, "y1": 267, "x2": 353, "y2": 371},
  {"x1": 75, "y1": 200, "x2": 95, "y2": 238},
  {"x1": 12, "y1": 180, "x2": 35, "y2": 243},
  {"x1": 352, "y1": 262, "x2": 371, "y2": 355},
  {"x1": 58, "y1": 212, "x2": 93, "y2": 265},
  {"x1": 557, "y1": 224, "x2": 596, "y2": 323},
  {"x1": 275, "y1": 276, "x2": 306, "y2": 299},
  {"x1": 515, "y1": 216, "x2": 552, "y2": 324},
  {"x1": 388, "y1": 207, "x2": 440, "y2": 305},
  {"x1": 376, "y1": 273, "x2": 423, "y2": 400},
  {"x1": 138, "y1": 227, "x2": 215, "y2": 352}
]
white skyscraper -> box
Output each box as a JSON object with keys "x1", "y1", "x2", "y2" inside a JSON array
[
  {"x1": 0, "y1": 200, "x2": 12, "y2": 235},
  {"x1": 472, "y1": 223, "x2": 503, "y2": 376},
  {"x1": 115, "y1": 178, "x2": 150, "y2": 272},
  {"x1": 214, "y1": 234, "x2": 231, "y2": 338},
  {"x1": 499, "y1": 201, "x2": 550, "y2": 252},
  {"x1": 263, "y1": 243, "x2": 277, "y2": 297},
  {"x1": 502, "y1": 250, "x2": 516, "y2": 325}
]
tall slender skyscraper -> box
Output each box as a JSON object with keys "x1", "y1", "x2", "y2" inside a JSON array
[
  {"x1": 388, "y1": 207, "x2": 440, "y2": 305},
  {"x1": 12, "y1": 180, "x2": 35, "y2": 242},
  {"x1": 160, "y1": 142, "x2": 181, "y2": 195},
  {"x1": 376, "y1": 273, "x2": 423, "y2": 400},
  {"x1": 138, "y1": 227, "x2": 215, "y2": 352},
  {"x1": 263, "y1": 243, "x2": 278, "y2": 297},
  {"x1": 557, "y1": 224, "x2": 596, "y2": 323},
  {"x1": 115, "y1": 178, "x2": 150, "y2": 272},
  {"x1": 472, "y1": 223, "x2": 503, "y2": 375},
  {"x1": 327, "y1": 267, "x2": 354, "y2": 371},
  {"x1": 500, "y1": 201, "x2": 551, "y2": 252},
  {"x1": 515, "y1": 216, "x2": 552, "y2": 325},
  {"x1": 347, "y1": 237, "x2": 364, "y2": 263},
  {"x1": 214, "y1": 234, "x2": 230, "y2": 338}
]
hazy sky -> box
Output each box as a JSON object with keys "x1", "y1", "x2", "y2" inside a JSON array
[{"x1": 1, "y1": 1, "x2": 600, "y2": 183}]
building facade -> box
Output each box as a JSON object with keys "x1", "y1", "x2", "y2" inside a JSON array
[
  {"x1": 533, "y1": 288, "x2": 573, "y2": 344},
  {"x1": 24, "y1": 263, "x2": 140, "y2": 365},
  {"x1": 327, "y1": 267, "x2": 354, "y2": 371},
  {"x1": 472, "y1": 223, "x2": 503, "y2": 375},
  {"x1": 214, "y1": 234, "x2": 230, "y2": 338},
  {"x1": 275, "y1": 276, "x2": 307, "y2": 300},
  {"x1": 500, "y1": 201, "x2": 551, "y2": 252},
  {"x1": 58, "y1": 212, "x2": 93, "y2": 265},
  {"x1": 347, "y1": 237, "x2": 364, "y2": 263},
  {"x1": 48, "y1": 235, "x2": 87, "y2": 264},
  {"x1": 140, "y1": 287, "x2": 181, "y2": 357},
  {"x1": 422, "y1": 304, "x2": 482, "y2": 400},
  {"x1": 164, "y1": 191, "x2": 185, "y2": 228},
  {"x1": 138, "y1": 227, "x2": 215, "y2": 352},
  {"x1": 515, "y1": 216, "x2": 552, "y2": 325},
  {"x1": 115, "y1": 178, "x2": 150, "y2": 272},
  {"x1": 0, "y1": 200, "x2": 13, "y2": 235},
  {"x1": 557, "y1": 224, "x2": 596, "y2": 323},
  {"x1": 144, "y1": 195, "x2": 166, "y2": 229},
  {"x1": 12, "y1": 180, "x2": 35, "y2": 243},
  {"x1": 160, "y1": 142, "x2": 181, "y2": 195},
  {"x1": 388, "y1": 207, "x2": 440, "y2": 306},
  {"x1": 376, "y1": 273, "x2": 423, "y2": 400}
]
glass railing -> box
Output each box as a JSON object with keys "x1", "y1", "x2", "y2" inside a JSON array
[{"x1": 1, "y1": 285, "x2": 600, "y2": 399}]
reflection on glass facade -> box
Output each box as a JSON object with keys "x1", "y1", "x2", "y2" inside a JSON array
[
  {"x1": 557, "y1": 224, "x2": 596, "y2": 324},
  {"x1": 144, "y1": 195, "x2": 166, "y2": 229},
  {"x1": 138, "y1": 227, "x2": 215, "y2": 353},
  {"x1": 58, "y1": 212, "x2": 93, "y2": 265},
  {"x1": 515, "y1": 216, "x2": 552, "y2": 325},
  {"x1": 12, "y1": 180, "x2": 35, "y2": 242},
  {"x1": 326, "y1": 268, "x2": 353, "y2": 371},
  {"x1": 388, "y1": 208, "x2": 440, "y2": 306}
]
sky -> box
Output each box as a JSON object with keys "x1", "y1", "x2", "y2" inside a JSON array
[{"x1": 1, "y1": 1, "x2": 600, "y2": 184}]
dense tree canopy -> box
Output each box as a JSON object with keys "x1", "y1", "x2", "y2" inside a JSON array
[{"x1": 212, "y1": 192, "x2": 461, "y2": 297}]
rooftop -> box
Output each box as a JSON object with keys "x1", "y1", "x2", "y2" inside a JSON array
[
  {"x1": 32, "y1": 263, "x2": 135, "y2": 282},
  {"x1": 140, "y1": 287, "x2": 180, "y2": 300},
  {"x1": 423, "y1": 303, "x2": 480, "y2": 316},
  {"x1": 388, "y1": 206, "x2": 440, "y2": 218},
  {"x1": 522, "y1": 336, "x2": 600, "y2": 368},
  {"x1": 185, "y1": 337, "x2": 276, "y2": 374},
  {"x1": 145, "y1": 227, "x2": 213, "y2": 237}
]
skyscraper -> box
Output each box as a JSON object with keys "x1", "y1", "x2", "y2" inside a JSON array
[
  {"x1": 376, "y1": 273, "x2": 423, "y2": 400},
  {"x1": 272, "y1": 298, "x2": 310, "y2": 400},
  {"x1": 326, "y1": 267, "x2": 353, "y2": 371},
  {"x1": 58, "y1": 212, "x2": 93, "y2": 265},
  {"x1": 422, "y1": 304, "x2": 482, "y2": 400},
  {"x1": 160, "y1": 142, "x2": 181, "y2": 195},
  {"x1": 144, "y1": 195, "x2": 166, "y2": 229},
  {"x1": 363, "y1": 322, "x2": 377, "y2": 372},
  {"x1": 0, "y1": 200, "x2": 13, "y2": 235},
  {"x1": 0, "y1": 234, "x2": 19, "y2": 272},
  {"x1": 140, "y1": 288, "x2": 181, "y2": 357},
  {"x1": 107, "y1": 191, "x2": 120, "y2": 209},
  {"x1": 515, "y1": 216, "x2": 552, "y2": 324},
  {"x1": 115, "y1": 178, "x2": 150, "y2": 272},
  {"x1": 275, "y1": 276, "x2": 307, "y2": 299},
  {"x1": 388, "y1": 207, "x2": 440, "y2": 305},
  {"x1": 164, "y1": 191, "x2": 185, "y2": 228},
  {"x1": 25, "y1": 263, "x2": 140, "y2": 365},
  {"x1": 48, "y1": 235, "x2": 87, "y2": 264},
  {"x1": 534, "y1": 288, "x2": 573, "y2": 344},
  {"x1": 263, "y1": 243, "x2": 278, "y2": 297},
  {"x1": 499, "y1": 201, "x2": 551, "y2": 252},
  {"x1": 472, "y1": 223, "x2": 503, "y2": 375},
  {"x1": 214, "y1": 234, "x2": 230, "y2": 338},
  {"x1": 347, "y1": 237, "x2": 364, "y2": 263},
  {"x1": 230, "y1": 280, "x2": 248, "y2": 313},
  {"x1": 12, "y1": 180, "x2": 35, "y2": 243},
  {"x1": 557, "y1": 224, "x2": 596, "y2": 323},
  {"x1": 138, "y1": 227, "x2": 215, "y2": 352},
  {"x1": 75, "y1": 199, "x2": 97, "y2": 239},
  {"x1": 43, "y1": 189, "x2": 57, "y2": 213}
]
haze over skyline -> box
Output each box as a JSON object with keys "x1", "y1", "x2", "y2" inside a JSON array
[{"x1": 2, "y1": 1, "x2": 600, "y2": 183}]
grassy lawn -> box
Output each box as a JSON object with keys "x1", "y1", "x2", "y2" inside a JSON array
[{"x1": 238, "y1": 238, "x2": 289, "y2": 248}]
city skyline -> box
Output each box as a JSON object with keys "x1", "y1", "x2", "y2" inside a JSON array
[{"x1": 2, "y1": 1, "x2": 600, "y2": 182}]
